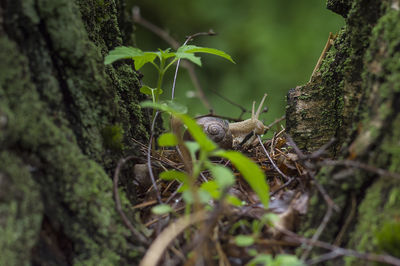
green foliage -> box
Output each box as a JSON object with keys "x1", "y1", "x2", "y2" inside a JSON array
[
  {"x1": 214, "y1": 150, "x2": 269, "y2": 207},
  {"x1": 141, "y1": 101, "x2": 217, "y2": 151},
  {"x1": 375, "y1": 221, "x2": 400, "y2": 257},
  {"x1": 116, "y1": 39, "x2": 272, "y2": 263},
  {"x1": 207, "y1": 163, "x2": 235, "y2": 189},
  {"x1": 141, "y1": 101, "x2": 269, "y2": 210},
  {"x1": 104, "y1": 46, "x2": 152, "y2": 68},
  {"x1": 106, "y1": 43, "x2": 234, "y2": 125},
  {"x1": 152, "y1": 204, "x2": 174, "y2": 215},
  {"x1": 105, "y1": 44, "x2": 234, "y2": 99},
  {"x1": 105, "y1": 45, "x2": 234, "y2": 68},
  {"x1": 158, "y1": 132, "x2": 178, "y2": 147},
  {"x1": 160, "y1": 170, "x2": 190, "y2": 183},
  {"x1": 176, "y1": 45, "x2": 235, "y2": 65},
  {"x1": 232, "y1": 213, "x2": 280, "y2": 255},
  {"x1": 247, "y1": 254, "x2": 304, "y2": 266},
  {"x1": 140, "y1": 85, "x2": 163, "y2": 103},
  {"x1": 235, "y1": 235, "x2": 255, "y2": 247}
]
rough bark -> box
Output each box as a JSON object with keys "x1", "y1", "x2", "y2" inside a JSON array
[
  {"x1": 286, "y1": 0, "x2": 400, "y2": 263},
  {"x1": 0, "y1": 0, "x2": 149, "y2": 264}
]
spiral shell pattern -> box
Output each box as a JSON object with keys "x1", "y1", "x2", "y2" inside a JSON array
[{"x1": 195, "y1": 117, "x2": 233, "y2": 149}]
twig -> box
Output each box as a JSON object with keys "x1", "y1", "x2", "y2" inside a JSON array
[
  {"x1": 309, "y1": 32, "x2": 336, "y2": 82},
  {"x1": 258, "y1": 135, "x2": 291, "y2": 182},
  {"x1": 307, "y1": 138, "x2": 336, "y2": 159},
  {"x1": 266, "y1": 115, "x2": 286, "y2": 130},
  {"x1": 113, "y1": 156, "x2": 149, "y2": 244},
  {"x1": 132, "y1": 6, "x2": 213, "y2": 110},
  {"x1": 285, "y1": 135, "x2": 339, "y2": 210},
  {"x1": 147, "y1": 111, "x2": 162, "y2": 203},
  {"x1": 270, "y1": 177, "x2": 297, "y2": 196},
  {"x1": 320, "y1": 159, "x2": 400, "y2": 180},
  {"x1": 214, "y1": 226, "x2": 231, "y2": 266},
  {"x1": 281, "y1": 229, "x2": 400, "y2": 266},
  {"x1": 301, "y1": 200, "x2": 333, "y2": 260},
  {"x1": 283, "y1": 135, "x2": 340, "y2": 260},
  {"x1": 139, "y1": 210, "x2": 208, "y2": 266},
  {"x1": 307, "y1": 250, "x2": 342, "y2": 265},
  {"x1": 285, "y1": 134, "x2": 307, "y2": 160},
  {"x1": 171, "y1": 30, "x2": 216, "y2": 100},
  {"x1": 334, "y1": 193, "x2": 356, "y2": 246},
  {"x1": 311, "y1": 173, "x2": 340, "y2": 211},
  {"x1": 132, "y1": 200, "x2": 158, "y2": 209},
  {"x1": 165, "y1": 183, "x2": 183, "y2": 204},
  {"x1": 144, "y1": 206, "x2": 186, "y2": 227},
  {"x1": 132, "y1": 6, "x2": 180, "y2": 48},
  {"x1": 179, "y1": 189, "x2": 229, "y2": 263},
  {"x1": 209, "y1": 87, "x2": 249, "y2": 119}
]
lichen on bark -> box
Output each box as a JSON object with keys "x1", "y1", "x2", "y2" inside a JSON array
[
  {"x1": 286, "y1": 0, "x2": 400, "y2": 262},
  {"x1": 0, "y1": 0, "x2": 149, "y2": 264}
]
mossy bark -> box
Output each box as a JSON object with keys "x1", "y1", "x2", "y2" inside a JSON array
[
  {"x1": 286, "y1": 0, "x2": 400, "y2": 263},
  {"x1": 0, "y1": 0, "x2": 149, "y2": 264}
]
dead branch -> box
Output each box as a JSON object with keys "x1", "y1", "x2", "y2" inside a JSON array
[{"x1": 113, "y1": 156, "x2": 149, "y2": 244}]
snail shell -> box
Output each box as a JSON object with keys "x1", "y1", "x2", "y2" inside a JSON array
[{"x1": 185, "y1": 117, "x2": 233, "y2": 149}]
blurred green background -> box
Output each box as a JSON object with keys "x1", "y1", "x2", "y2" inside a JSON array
[{"x1": 128, "y1": 0, "x2": 344, "y2": 125}]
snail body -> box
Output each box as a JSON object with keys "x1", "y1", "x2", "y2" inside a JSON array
[{"x1": 229, "y1": 116, "x2": 267, "y2": 148}]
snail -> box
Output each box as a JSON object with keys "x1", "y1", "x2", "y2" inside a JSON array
[
  {"x1": 189, "y1": 94, "x2": 268, "y2": 149},
  {"x1": 193, "y1": 116, "x2": 233, "y2": 149}
]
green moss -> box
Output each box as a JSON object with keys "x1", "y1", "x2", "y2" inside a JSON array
[
  {"x1": 326, "y1": 0, "x2": 352, "y2": 18},
  {"x1": 0, "y1": 152, "x2": 43, "y2": 266},
  {"x1": 101, "y1": 124, "x2": 125, "y2": 151},
  {"x1": 348, "y1": 179, "x2": 400, "y2": 258},
  {"x1": 29, "y1": 0, "x2": 149, "y2": 165},
  {"x1": 376, "y1": 221, "x2": 400, "y2": 257},
  {"x1": 291, "y1": 2, "x2": 400, "y2": 263},
  {"x1": 0, "y1": 0, "x2": 148, "y2": 262}
]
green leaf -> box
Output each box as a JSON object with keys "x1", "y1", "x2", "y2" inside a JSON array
[
  {"x1": 159, "y1": 170, "x2": 189, "y2": 183},
  {"x1": 139, "y1": 85, "x2": 153, "y2": 95},
  {"x1": 141, "y1": 101, "x2": 217, "y2": 152},
  {"x1": 263, "y1": 213, "x2": 280, "y2": 227},
  {"x1": 134, "y1": 52, "x2": 158, "y2": 70},
  {"x1": 200, "y1": 181, "x2": 220, "y2": 199},
  {"x1": 140, "y1": 85, "x2": 163, "y2": 95},
  {"x1": 174, "y1": 51, "x2": 202, "y2": 66},
  {"x1": 185, "y1": 141, "x2": 200, "y2": 160},
  {"x1": 104, "y1": 46, "x2": 159, "y2": 70},
  {"x1": 182, "y1": 190, "x2": 194, "y2": 204},
  {"x1": 182, "y1": 189, "x2": 213, "y2": 204},
  {"x1": 179, "y1": 114, "x2": 217, "y2": 152},
  {"x1": 214, "y1": 150, "x2": 269, "y2": 208},
  {"x1": 177, "y1": 45, "x2": 235, "y2": 64},
  {"x1": 198, "y1": 189, "x2": 213, "y2": 204},
  {"x1": 247, "y1": 254, "x2": 273, "y2": 266},
  {"x1": 208, "y1": 164, "x2": 235, "y2": 189},
  {"x1": 151, "y1": 204, "x2": 173, "y2": 215},
  {"x1": 271, "y1": 255, "x2": 304, "y2": 266},
  {"x1": 156, "y1": 48, "x2": 176, "y2": 60},
  {"x1": 158, "y1": 132, "x2": 178, "y2": 147},
  {"x1": 227, "y1": 195, "x2": 243, "y2": 206},
  {"x1": 104, "y1": 46, "x2": 144, "y2": 65},
  {"x1": 235, "y1": 235, "x2": 255, "y2": 247},
  {"x1": 164, "y1": 100, "x2": 188, "y2": 114}
]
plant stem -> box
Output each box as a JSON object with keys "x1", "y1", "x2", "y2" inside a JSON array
[{"x1": 151, "y1": 58, "x2": 166, "y2": 122}]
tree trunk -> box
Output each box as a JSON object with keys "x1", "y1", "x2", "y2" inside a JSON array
[
  {"x1": 286, "y1": 0, "x2": 400, "y2": 263},
  {"x1": 0, "y1": 0, "x2": 149, "y2": 264}
]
